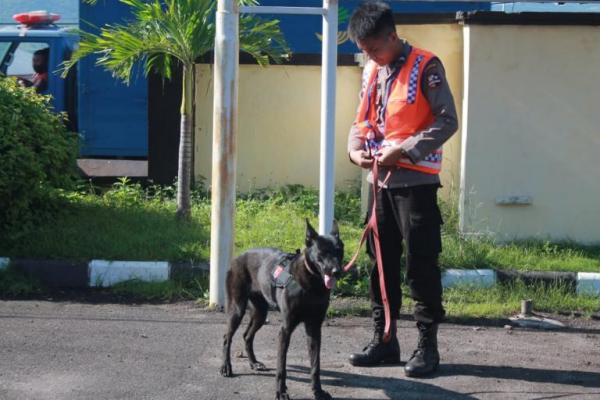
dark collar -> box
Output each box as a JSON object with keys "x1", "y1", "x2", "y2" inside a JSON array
[{"x1": 385, "y1": 40, "x2": 412, "y2": 75}]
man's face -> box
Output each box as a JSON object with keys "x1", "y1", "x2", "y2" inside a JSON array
[
  {"x1": 33, "y1": 54, "x2": 48, "y2": 74},
  {"x1": 356, "y1": 31, "x2": 398, "y2": 67}
]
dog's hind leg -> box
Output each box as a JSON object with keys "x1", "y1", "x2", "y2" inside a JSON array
[
  {"x1": 243, "y1": 294, "x2": 269, "y2": 371},
  {"x1": 220, "y1": 269, "x2": 249, "y2": 377}
]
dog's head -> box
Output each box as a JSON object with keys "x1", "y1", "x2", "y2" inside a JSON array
[{"x1": 304, "y1": 219, "x2": 344, "y2": 290}]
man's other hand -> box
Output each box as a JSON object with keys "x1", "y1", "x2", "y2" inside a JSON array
[{"x1": 349, "y1": 150, "x2": 374, "y2": 169}]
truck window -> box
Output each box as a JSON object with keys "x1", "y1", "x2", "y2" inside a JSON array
[
  {"x1": 0, "y1": 42, "x2": 10, "y2": 64},
  {"x1": 0, "y1": 42, "x2": 13, "y2": 74},
  {"x1": 6, "y1": 42, "x2": 50, "y2": 93}
]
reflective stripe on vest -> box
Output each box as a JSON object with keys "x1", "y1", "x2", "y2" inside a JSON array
[{"x1": 354, "y1": 48, "x2": 442, "y2": 175}]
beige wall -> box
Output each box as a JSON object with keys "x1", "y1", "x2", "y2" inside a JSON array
[
  {"x1": 194, "y1": 64, "x2": 363, "y2": 192},
  {"x1": 194, "y1": 23, "x2": 463, "y2": 198},
  {"x1": 459, "y1": 24, "x2": 600, "y2": 243},
  {"x1": 395, "y1": 24, "x2": 464, "y2": 200}
]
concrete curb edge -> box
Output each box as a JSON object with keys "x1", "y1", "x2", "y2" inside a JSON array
[{"x1": 1, "y1": 257, "x2": 599, "y2": 296}]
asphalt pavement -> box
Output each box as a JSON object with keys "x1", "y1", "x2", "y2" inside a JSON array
[{"x1": 1, "y1": 301, "x2": 599, "y2": 400}]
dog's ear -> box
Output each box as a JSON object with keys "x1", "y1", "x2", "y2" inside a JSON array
[
  {"x1": 305, "y1": 218, "x2": 318, "y2": 246},
  {"x1": 330, "y1": 219, "x2": 340, "y2": 239}
]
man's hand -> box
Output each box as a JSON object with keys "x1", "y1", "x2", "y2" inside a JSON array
[
  {"x1": 349, "y1": 150, "x2": 374, "y2": 169},
  {"x1": 376, "y1": 145, "x2": 407, "y2": 167},
  {"x1": 16, "y1": 78, "x2": 32, "y2": 88}
]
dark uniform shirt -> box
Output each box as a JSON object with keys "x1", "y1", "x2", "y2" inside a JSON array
[{"x1": 348, "y1": 41, "x2": 459, "y2": 188}]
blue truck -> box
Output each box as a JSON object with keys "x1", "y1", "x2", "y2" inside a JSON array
[{"x1": 0, "y1": 7, "x2": 148, "y2": 162}]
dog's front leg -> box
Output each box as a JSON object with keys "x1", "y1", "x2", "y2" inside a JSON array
[
  {"x1": 276, "y1": 325, "x2": 292, "y2": 400},
  {"x1": 305, "y1": 321, "x2": 332, "y2": 400}
]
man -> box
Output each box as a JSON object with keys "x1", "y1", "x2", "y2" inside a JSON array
[
  {"x1": 346, "y1": 1, "x2": 458, "y2": 377},
  {"x1": 18, "y1": 47, "x2": 49, "y2": 93}
]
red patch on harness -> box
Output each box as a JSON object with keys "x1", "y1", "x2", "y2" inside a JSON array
[{"x1": 273, "y1": 265, "x2": 284, "y2": 279}]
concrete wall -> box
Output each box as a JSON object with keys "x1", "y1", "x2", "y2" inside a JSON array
[
  {"x1": 460, "y1": 24, "x2": 600, "y2": 243},
  {"x1": 395, "y1": 23, "x2": 464, "y2": 200},
  {"x1": 194, "y1": 64, "x2": 363, "y2": 193},
  {"x1": 194, "y1": 23, "x2": 463, "y2": 198}
]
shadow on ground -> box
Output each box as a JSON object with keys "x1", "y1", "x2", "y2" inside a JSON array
[{"x1": 287, "y1": 364, "x2": 477, "y2": 400}]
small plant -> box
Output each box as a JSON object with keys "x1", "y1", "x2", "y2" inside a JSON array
[{"x1": 103, "y1": 177, "x2": 145, "y2": 207}]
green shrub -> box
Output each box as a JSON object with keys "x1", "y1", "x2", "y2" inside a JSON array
[{"x1": 0, "y1": 77, "x2": 78, "y2": 239}]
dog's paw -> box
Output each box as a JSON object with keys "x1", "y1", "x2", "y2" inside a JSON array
[
  {"x1": 250, "y1": 361, "x2": 267, "y2": 371},
  {"x1": 275, "y1": 392, "x2": 291, "y2": 400},
  {"x1": 219, "y1": 363, "x2": 233, "y2": 377},
  {"x1": 314, "y1": 389, "x2": 332, "y2": 400}
]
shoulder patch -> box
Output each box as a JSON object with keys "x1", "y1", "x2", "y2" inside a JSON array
[{"x1": 427, "y1": 72, "x2": 443, "y2": 88}]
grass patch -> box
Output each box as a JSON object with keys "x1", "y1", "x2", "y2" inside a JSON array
[
  {"x1": 0, "y1": 191, "x2": 211, "y2": 262},
  {"x1": 0, "y1": 266, "x2": 43, "y2": 297},
  {"x1": 111, "y1": 274, "x2": 209, "y2": 302},
  {"x1": 0, "y1": 180, "x2": 598, "y2": 277},
  {"x1": 442, "y1": 280, "x2": 600, "y2": 319},
  {"x1": 440, "y1": 237, "x2": 600, "y2": 273},
  {"x1": 0, "y1": 181, "x2": 369, "y2": 266},
  {"x1": 328, "y1": 280, "x2": 600, "y2": 320}
]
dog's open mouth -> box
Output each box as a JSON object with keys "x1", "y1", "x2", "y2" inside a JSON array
[{"x1": 323, "y1": 274, "x2": 336, "y2": 290}]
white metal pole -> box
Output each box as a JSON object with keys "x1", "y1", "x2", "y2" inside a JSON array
[
  {"x1": 319, "y1": 0, "x2": 338, "y2": 235},
  {"x1": 210, "y1": 0, "x2": 239, "y2": 308}
]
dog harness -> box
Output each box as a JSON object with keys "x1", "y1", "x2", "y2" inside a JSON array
[{"x1": 270, "y1": 251, "x2": 303, "y2": 301}]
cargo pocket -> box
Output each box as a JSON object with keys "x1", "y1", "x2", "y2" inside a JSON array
[{"x1": 407, "y1": 195, "x2": 443, "y2": 256}]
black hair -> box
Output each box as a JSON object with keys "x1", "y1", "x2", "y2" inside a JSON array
[
  {"x1": 347, "y1": 1, "x2": 395, "y2": 43},
  {"x1": 34, "y1": 47, "x2": 49, "y2": 59}
]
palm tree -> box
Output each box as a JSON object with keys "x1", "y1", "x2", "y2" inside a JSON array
[{"x1": 65, "y1": 0, "x2": 289, "y2": 220}]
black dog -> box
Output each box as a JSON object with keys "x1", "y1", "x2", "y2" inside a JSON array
[{"x1": 220, "y1": 219, "x2": 344, "y2": 400}]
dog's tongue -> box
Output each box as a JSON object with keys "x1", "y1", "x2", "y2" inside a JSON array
[{"x1": 324, "y1": 274, "x2": 336, "y2": 290}]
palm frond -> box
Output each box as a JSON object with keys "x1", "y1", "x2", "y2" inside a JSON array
[
  {"x1": 66, "y1": 0, "x2": 289, "y2": 83},
  {"x1": 240, "y1": 16, "x2": 290, "y2": 66}
]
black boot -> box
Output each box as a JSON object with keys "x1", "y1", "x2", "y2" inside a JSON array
[
  {"x1": 404, "y1": 322, "x2": 440, "y2": 377},
  {"x1": 349, "y1": 308, "x2": 400, "y2": 366}
]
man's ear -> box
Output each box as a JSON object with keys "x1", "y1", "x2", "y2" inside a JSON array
[
  {"x1": 389, "y1": 30, "x2": 399, "y2": 42},
  {"x1": 305, "y1": 218, "x2": 318, "y2": 246}
]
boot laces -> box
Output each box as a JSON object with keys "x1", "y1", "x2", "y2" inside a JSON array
[
  {"x1": 362, "y1": 321, "x2": 385, "y2": 351},
  {"x1": 412, "y1": 324, "x2": 434, "y2": 356},
  {"x1": 409, "y1": 348, "x2": 424, "y2": 360},
  {"x1": 363, "y1": 329, "x2": 383, "y2": 351},
  {"x1": 409, "y1": 335, "x2": 429, "y2": 360}
]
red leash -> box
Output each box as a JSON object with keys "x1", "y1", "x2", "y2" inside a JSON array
[{"x1": 343, "y1": 158, "x2": 393, "y2": 343}]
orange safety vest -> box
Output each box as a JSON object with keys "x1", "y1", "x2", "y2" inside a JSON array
[{"x1": 355, "y1": 47, "x2": 442, "y2": 174}]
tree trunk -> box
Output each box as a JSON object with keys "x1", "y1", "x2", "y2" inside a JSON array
[{"x1": 176, "y1": 63, "x2": 194, "y2": 220}]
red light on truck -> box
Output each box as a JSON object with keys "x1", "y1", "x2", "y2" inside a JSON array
[{"x1": 13, "y1": 11, "x2": 61, "y2": 26}]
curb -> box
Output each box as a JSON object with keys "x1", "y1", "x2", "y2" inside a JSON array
[
  {"x1": 1, "y1": 257, "x2": 599, "y2": 296},
  {"x1": 0, "y1": 258, "x2": 208, "y2": 289},
  {"x1": 90, "y1": 260, "x2": 169, "y2": 288},
  {"x1": 441, "y1": 269, "x2": 496, "y2": 288},
  {"x1": 576, "y1": 272, "x2": 600, "y2": 296}
]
